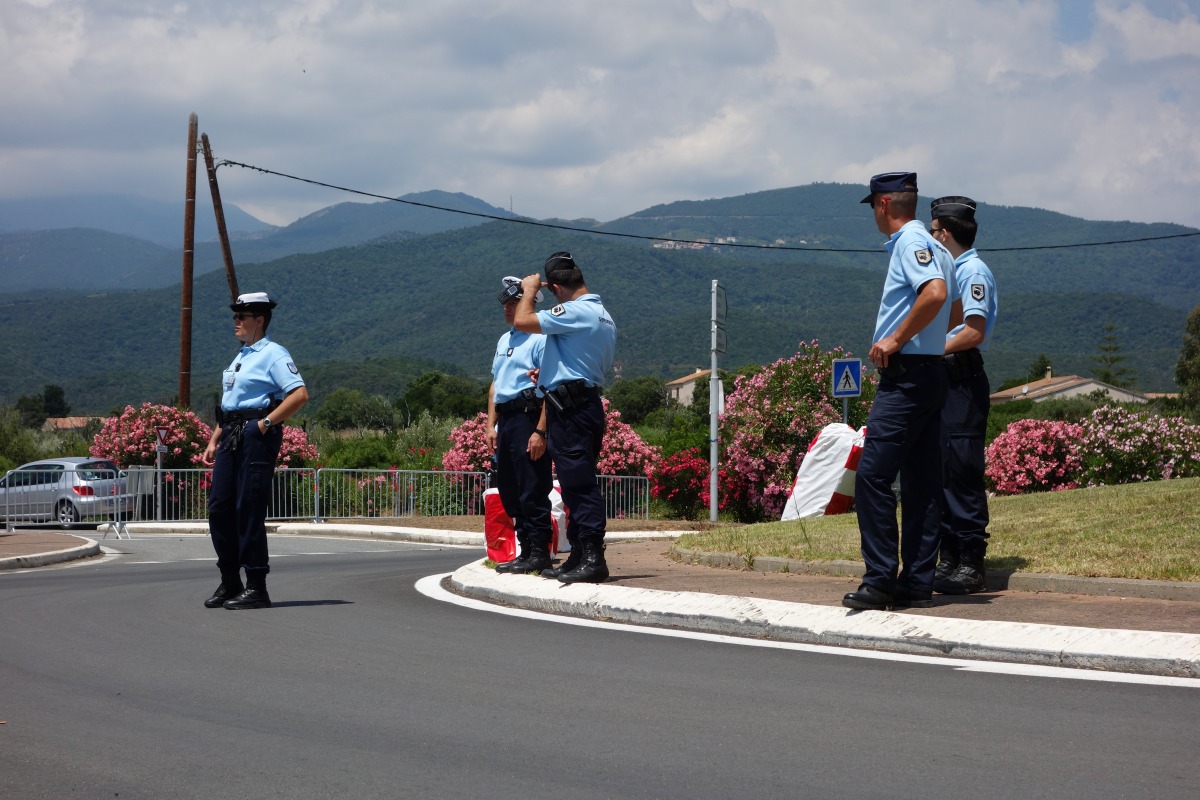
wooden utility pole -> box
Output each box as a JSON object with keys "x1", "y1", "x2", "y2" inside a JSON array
[
  {"x1": 201, "y1": 133, "x2": 240, "y2": 302},
  {"x1": 179, "y1": 113, "x2": 198, "y2": 409}
]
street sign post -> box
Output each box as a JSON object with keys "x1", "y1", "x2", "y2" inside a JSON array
[
  {"x1": 154, "y1": 426, "x2": 170, "y2": 521},
  {"x1": 831, "y1": 358, "x2": 862, "y2": 425}
]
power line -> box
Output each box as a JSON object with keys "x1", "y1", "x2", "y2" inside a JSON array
[{"x1": 216, "y1": 159, "x2": 1200, "y2": 254}]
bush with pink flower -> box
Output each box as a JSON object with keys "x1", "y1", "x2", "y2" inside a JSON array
[
  {"x1": 277, "y1": 424, "x2": 320, "y2": 468},
  {"x1": 1077, "y1": 405, "x2": 1200, "y2": 486},
  {"x1": 984, "y1": 418, "x2": 1085, "y2": 495},
  {"x1": 91, "y1": 403, "x2": 212, "y2": 469},
  {"x1": 721, "y1": 341, "x2": 876, "y2": 520},
  {"x1": 441, "y1": 399, "x2": 660, "y2": 477}
]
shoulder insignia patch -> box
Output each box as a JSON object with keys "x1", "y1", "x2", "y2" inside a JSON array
[
  {"x1": 287, "y1": 361, "x2": 299, "y2": 374},
  {"x1": 971, "y1": 284, "x2": 986, "y2": 301},
  {"x1": 914, "y1": 248, "x2": 933, "y2": 265},
  {"x1": 506, "y1": 347, "x2": 514, "y2": 357},
  {"x1": 551, "y1": 304, "x2": 566, "y2": 316}
]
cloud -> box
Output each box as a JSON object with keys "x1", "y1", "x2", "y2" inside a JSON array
[{"x1": 1, "y1": 0, "x2": 1198, "y2": 229}]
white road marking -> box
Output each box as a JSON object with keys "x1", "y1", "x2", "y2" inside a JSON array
[{"x1": 415, "y1": 573, "x2": 1200, "y2": 689}]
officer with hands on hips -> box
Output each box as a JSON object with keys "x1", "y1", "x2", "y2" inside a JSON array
[
  {"x1": 929, "y1": 196, "x2": 998, "y2": 595},
  {"x1": 514, "y1": 252, "x2": 617, "y2": 583},
  {"x1": 844, "y1": 172, "x2": 957, "y2": 611},
  {"x1": 488, "y1": 276, "x2": 554, "y2": 574},
  {"x1": 201, "y1": 292, "x2": 308, "y2": 610}
]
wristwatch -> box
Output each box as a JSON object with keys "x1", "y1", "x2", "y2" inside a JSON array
[
  {"x1": 262, "y1": 417, "x2": 273, "y2": 429},
  {"x1": 533, "y1": 428, "x2": 547, "y2": 437}
]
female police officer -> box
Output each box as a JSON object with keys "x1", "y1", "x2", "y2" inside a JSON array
[{"x1": 201, "y1": 292, "x2": 308, "y2": 610}]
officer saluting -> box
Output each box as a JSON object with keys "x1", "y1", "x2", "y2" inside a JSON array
[
  {"x1": 514, "y1": 252, "x2": 617, "y2": 583},
  {"x1": 488, "y1": 276, "x2": 554, "y2": 574},
  {"x1": 201, "y1": 292, "x2": 308, "y2": 610}
]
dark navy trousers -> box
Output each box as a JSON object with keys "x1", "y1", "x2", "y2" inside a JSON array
[
  {"x1": 495, "y1": 409, "x2": 553, "y2": 547},
  {"x1": 941, "y1": 371, "x2": 991, "y2": 548},
  {"x1": 208, "y1": 422, "x2": 282, "y2": 578},
  {"x1": 854, "y1": 358, "x2": 948, "y2": 597},
  {"x1": 547, "y1": 393, "x2": 607, "y2": 546}
]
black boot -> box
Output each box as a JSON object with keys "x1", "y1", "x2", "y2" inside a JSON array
[
  {"x1": 224, "y1": 573, "x2": 272, "y2": 609},
  {"x1": 204, "y1": 573, "x2": 244, "y2": 609},
  {"x1": 934, "y1": 537, "x2": 960, "y2": 582},
  {"x1": 557, "y1": 540, "x2": 609, "y2": 584},
  {"x1": 495, "y1": 531, "x2": 531, "y2": 573},
  {"x1": 540, "y1": 544, "x2": 581, "y2": 579},
  {"x1": 505, "y1": 540, "x2": 552, "y2": 574},
  {"x1": 934, "y1": 540, "x2": 987, "y2": 595}
]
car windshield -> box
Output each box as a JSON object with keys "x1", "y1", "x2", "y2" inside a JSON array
[{"x1": 77, "y1": 460, "x2": 120, "y2": 480}]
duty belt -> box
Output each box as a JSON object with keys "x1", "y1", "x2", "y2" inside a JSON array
[
  {"x1": 943, "y1": 348, "x2": 986, "y2": 382},
  {"x1": 495, "y1": 394, "x2": 543, "y2": 414},
  {"x1": 540, "y1": 379, "x2": 599, "y2": 412},
  {"x1": 216, "y1": 404, "x2": 277, "y2": 452}
]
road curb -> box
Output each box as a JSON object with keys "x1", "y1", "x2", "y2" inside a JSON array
[
  {"x1": 449, "y1": 559, "x2": 1200, "y2": 678},
  {"x1": 0, "y1": 536, "x2": 101, "y2": 571},
  {"x1": 669, "y1": 546, "x2": 1200, "y2": 602}
]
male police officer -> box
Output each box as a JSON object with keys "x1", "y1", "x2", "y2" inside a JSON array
[
  {"x1": 929, "y1": 197, "x2": 998, "y2": 595},
  {"x1": 844, "y1": 173, "x2": 957, "y2": 611},
  {"x1": 201, "y1": 292, "x2": 308, "y2": 610},
  {"x1": 488, "y1": 276, "x2": 554, "y2": 574},
  {"x1": 515, "y1": 252, "x2": 617, "y2": 583}
]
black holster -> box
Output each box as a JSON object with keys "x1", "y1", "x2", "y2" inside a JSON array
[{"x1": 943, "y1": 349, "x2": 985, "y2": 382}]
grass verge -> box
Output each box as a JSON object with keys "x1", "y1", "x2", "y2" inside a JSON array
[{"x1": 676, "y1": 477, "x2": 1200, "y2": 581}]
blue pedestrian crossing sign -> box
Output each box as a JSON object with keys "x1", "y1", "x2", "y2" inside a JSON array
[{"x1": 832, "y1": 358, "x2": 862, "y2": 398}]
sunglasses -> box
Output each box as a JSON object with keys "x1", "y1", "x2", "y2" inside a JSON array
[{"x1": 232, "y1": 313, "x2": 259, "y2": 321}]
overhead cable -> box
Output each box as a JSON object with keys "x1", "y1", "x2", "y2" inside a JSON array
[{"x1": 216, "y1": 159, "x2": 1200, "y2": 254}]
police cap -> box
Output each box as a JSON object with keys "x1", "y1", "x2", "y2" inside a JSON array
[
  {"x1": 230, "y1": 291, "x2": 277, "y2": 313},
  {"x1": 860, "y1": 172, "x2": 919, "y2": 204},
  {"x1": 930, "y1": 195, "x2": 977, "y2": 221}
]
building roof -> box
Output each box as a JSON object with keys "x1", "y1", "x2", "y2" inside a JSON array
[
  {"x1": 40, "y1": 416, "x2": 105, "y2": 432},
  {"x1": 666, "y1": 369, "x2": 711, "y2": 386},
  {"x1": 990, "y1": 374, "x2": 1150, "y2": 405}
]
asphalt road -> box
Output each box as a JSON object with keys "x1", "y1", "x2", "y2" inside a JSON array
[{"x1": 2, "y1": 534, "x2": 1198, "y2": 799}]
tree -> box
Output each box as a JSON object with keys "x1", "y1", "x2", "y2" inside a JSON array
[
  {"x1": 14, "y1": 384, "x2": 72, "y2": 429},
  {"x1": 1176, "y1": 304, "x2": 1200, "y2": 410},
  {"x1": 315, "y1": 388, "x2": 398, "y2": 434},
  {"x1": 1092, "y1": 323, "x2": 1133, "y2": 388},
  {"x1": 400, "y1": 371, "x2": 486, "y2": 422},
  {"x1": 605, "y1": 376, "x2": 668, "y2": 424}
]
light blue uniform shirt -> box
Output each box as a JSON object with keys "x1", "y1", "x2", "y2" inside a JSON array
[
  {"x1": 535, "y1": 294, "x2": 617, "y2": 391},
  {"x1": 221, "y1": 337, "x2": 305, "y2": 412},
  {"x1": 947, "y1": 248, "x2": 998, "y2": 352},
  {"x1": 491, "y1": 329, "x2": 545, "y2": 403},
  {"x1": 873, "y1": 220, "x2": 958, "y2": 355}
]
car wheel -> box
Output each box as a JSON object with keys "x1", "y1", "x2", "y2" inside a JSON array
[{"x1": 56, "y1": 500, "x2": 80, "y2": 528}]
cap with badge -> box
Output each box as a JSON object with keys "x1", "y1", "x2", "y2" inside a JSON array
[
  {"x1": 497, "y1": 275, "x2": 544, "y2": 305},
  {"x1": 930, "y1": 195, "x2": 977, "y2": 221},
  {"x1": 860, "y1": 172, "x2": 919, "y2": 204},
  {"x1": 230, "y1": 291, "x2": 278, "y2": 312}
]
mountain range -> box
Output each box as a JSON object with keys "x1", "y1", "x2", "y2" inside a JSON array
[{"x1": 0, "y1": 184, "x2": 1196, "y2": 415}]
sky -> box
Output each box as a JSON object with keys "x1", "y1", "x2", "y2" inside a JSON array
[{"x1": 2, "y1": 0, "x2": 1199, "y2": 229}]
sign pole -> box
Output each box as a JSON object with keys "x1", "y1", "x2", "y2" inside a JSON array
[{"x1": 709, "y1": 280, "x2": 727, "y2": 523}]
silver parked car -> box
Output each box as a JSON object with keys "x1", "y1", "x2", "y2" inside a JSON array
[{"x1": 0, "y1": 457, "x2": 135, "y2": 528}]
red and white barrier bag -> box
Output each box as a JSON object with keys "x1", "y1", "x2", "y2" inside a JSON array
[
  {"x1": 779, "y1": 423, "x2": 866, "y2": 521},
  {"x1": 483, "y1": 486, "x2": 568, "y2": 562}
]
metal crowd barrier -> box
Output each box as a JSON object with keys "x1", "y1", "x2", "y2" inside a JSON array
[{"x1": 101, "y1": 467, "x2": 651, "y2": 523}]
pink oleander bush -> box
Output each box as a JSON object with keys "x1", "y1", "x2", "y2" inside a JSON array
[
  {"x1": 277, "y1": 425, "x2": 320, "y2": 468},
  {"x1": 596, "y1": 398, "x2": 661, "y2": 477},
  {"x1": 722, "y1": 341, "x2": 876, "y2": 520},
  {"x1": 91, "y1": 403, "x2": 212, "y2": 469},
  {"x1": 984, "y1": 418, "x2": 1086, "y2": 495},
  {"x1": 441, "y1": 399, "x2": 660, "y2": 477},
  {"x1": 1077, "y1": 405, "x2": 1200, "y2": 486},
  {"x1": 442, "y1": 412, "x2": 493, "y2": 473}
]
